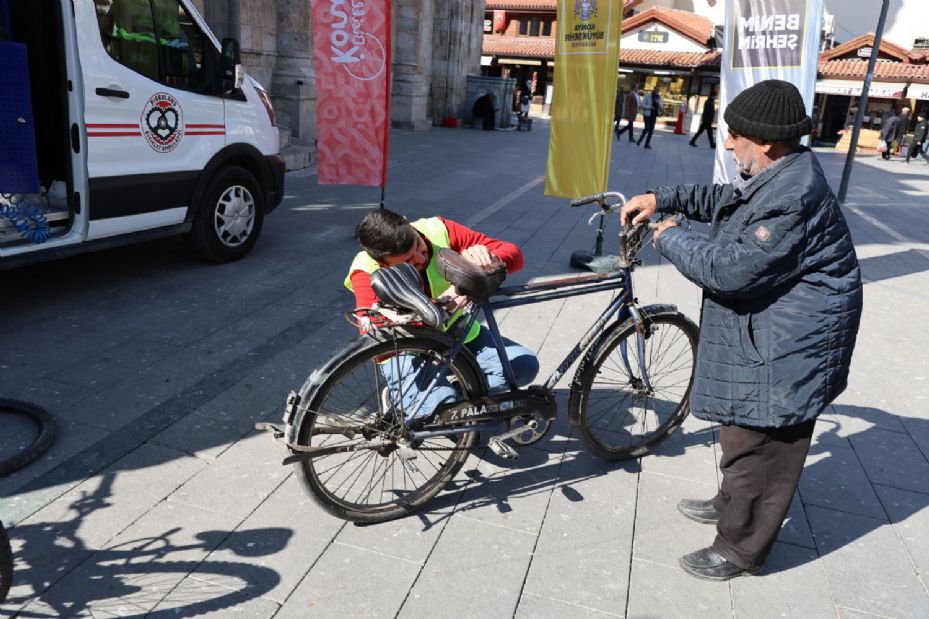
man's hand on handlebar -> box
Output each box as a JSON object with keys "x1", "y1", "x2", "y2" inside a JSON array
[
  {"x1": 651, "y1": 218, "x2": 678, "y2": 245},
  {"x1": 620, "y1": 193, "x2": 658, "y2": 226}
]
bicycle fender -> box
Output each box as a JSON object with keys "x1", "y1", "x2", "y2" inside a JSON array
[
  {"x1": 283, "y1": 327, "x2": 488, "y2": 446},
  {"x1": 567, "y1": 304, "x2": 679, "y2": 427}
]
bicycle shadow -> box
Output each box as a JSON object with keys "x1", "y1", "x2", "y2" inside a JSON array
[
  {"x1": 408, "y1": 390, "x2": 716, "y2": 532},
  {"x1": 1, "y1": 472, "x2": 289, "y2": 618}
]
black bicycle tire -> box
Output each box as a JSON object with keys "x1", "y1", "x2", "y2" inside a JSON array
[
  {"x1": 0, "y1": 399, "x2": 56, "y2": 477},
  {"x1": 294, "y1": 334, "x2": 484, "y2": 523},
  {"x1": 573, "y1": 312, "x2": 698, "y2": 461},
  {"x1": 0, "y1": 520, "x2": 11, "y2": 604}
]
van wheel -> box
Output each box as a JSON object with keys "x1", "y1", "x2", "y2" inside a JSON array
[{"x1": 188, "y1": 166, "x2": 264, "y2": 263}]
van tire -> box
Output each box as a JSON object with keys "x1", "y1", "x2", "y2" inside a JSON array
[{"x1": 187, "y1": 166, "x2": 265, "y2": 263}]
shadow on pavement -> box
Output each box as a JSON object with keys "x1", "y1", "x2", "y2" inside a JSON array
[
  {"x1": 409, "y1": 396, "x2": 716, "y2": 532},
  {"x1": 2, "y1": 472, "x2": 288, "y2": 617},
  {"x1": 758, "y1": 404, "x2": 929, "y2": 576}
]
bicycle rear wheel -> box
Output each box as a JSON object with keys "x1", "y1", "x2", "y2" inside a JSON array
[
  {"x1": 572, "y1": 312, "x2": 698, "y2": 460},
  {"x1": 293, "y1": 333, "x2": 484, "y2": 523}
]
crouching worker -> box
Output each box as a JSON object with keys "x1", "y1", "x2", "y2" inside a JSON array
[{"x1": 344, "y1": 208, "x2": 539, "y2": 420}]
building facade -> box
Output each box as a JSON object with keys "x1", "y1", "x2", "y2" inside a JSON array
[{"x1": 189, "y1": 0, "x2": 485, "y2": 158}]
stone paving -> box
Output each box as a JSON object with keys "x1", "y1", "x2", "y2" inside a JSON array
[{"x1": 1, "y1": 120, "x2": 929, "y2": 618}]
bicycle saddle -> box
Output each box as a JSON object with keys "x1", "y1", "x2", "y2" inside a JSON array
[
  {"x1": 370, "y1": 262, "x2": 447, "y2": 328},
  {"x1": 436, "y1": 248, "x2": 507, "y2": 300}
]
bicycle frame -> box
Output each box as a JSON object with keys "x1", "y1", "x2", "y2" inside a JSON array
[{"x1": 402, "y1": 264, "x2": 652, "y2": 435}]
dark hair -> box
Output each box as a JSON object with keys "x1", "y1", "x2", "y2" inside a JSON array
[{"x1": 355, "y1": 208, "x2": 418, "y2": 262}]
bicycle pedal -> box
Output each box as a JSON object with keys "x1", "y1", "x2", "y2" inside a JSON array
[{"x1": 488, "y1": 438, "x2": 519, "y2": 460}]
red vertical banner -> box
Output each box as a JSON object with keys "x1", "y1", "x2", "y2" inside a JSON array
[
  {"x1": 493, "y1": 10, "x2": 506, "y2": 33},
  {"x1": 312, "y1": 0, "x2": 391, "y2": 187}
]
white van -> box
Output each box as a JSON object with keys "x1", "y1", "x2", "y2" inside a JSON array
[{"x1": 0, "y1": 0, "x2": 284, "y2": 269}]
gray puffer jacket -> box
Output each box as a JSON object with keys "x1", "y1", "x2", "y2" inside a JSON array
[{"x1": 653, "y1": 148, "x2": 863, "y2": 428}]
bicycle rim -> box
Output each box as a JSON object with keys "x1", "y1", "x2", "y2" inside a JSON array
[
  {"x1": 296, "y1": 337, "x2": 481, "y2": 522},
  {"x1": 578, "y1": 314, "x2": 697, "y2": 460}
]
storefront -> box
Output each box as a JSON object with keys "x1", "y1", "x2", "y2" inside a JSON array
[
  {"x1": 813, "y1": 33, "x2": 929, "y2": 147},
  {"x1": 480, "y1": 4, "x2": 719, "y2": 120},
  {"x1": 616, "y1": 8, "x2": 720, "y2": 128}
]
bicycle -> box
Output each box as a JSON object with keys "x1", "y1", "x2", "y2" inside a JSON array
[{"x1": 258, "y1": 192, "x2": 699, "y2": 523}]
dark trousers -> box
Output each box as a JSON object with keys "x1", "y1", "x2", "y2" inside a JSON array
[
  {"x1": 689, "y1": 121, "x2": 715, "y2": 147},
  {"x1": 481, "y1": 114, "x2": 495, "y2": 131},
  {"x1": 906, "y1": 142, "x2": 929, "y2": 163},
  {"x1": 637, "y1": 114, "x2": 658, "y2": 146},
  {"x1": 710, "y1": 419, "x2": 816, "y2": 570},
  {"x1": 616, "y1": 117, "x2": 635, "y2": 141}
]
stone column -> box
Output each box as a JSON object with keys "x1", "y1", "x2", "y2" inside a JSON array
[
  {"x1": 270, "y1": 0, "x2": 315, "y2": 144},
  {"x1": 431, "y1": 0, "x2": 484, "y2": 123},
  {"x1": 391, "y1": 0, "x2": 434, "y2": 130}
]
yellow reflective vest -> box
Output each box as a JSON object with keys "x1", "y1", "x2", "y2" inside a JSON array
[{"x1": 344, "y1": 217, "x2": 481, "y2": 343}]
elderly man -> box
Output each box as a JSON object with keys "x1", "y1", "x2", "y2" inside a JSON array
[{"x1": 622, "y1": 80, "x2": 863, "y2": 580}]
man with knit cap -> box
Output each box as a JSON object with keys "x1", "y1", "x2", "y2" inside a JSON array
[{"x1": 621, "y1": 79, "x2": 863, "y2": 581}]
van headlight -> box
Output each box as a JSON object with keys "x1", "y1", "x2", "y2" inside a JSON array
[{"x1": 255, "y1": 86, "x2": 277, "y2": 127}]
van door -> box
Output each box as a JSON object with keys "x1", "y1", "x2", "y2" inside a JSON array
[{"x1": 76, "y1": 0, "x2": 225, "y2": 239}]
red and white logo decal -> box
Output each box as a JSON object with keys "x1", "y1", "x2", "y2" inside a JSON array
[
  {"x1": 754, "y1": 224, "x2": 772, "y2": 242},
  {"x1": 141, "y1": 92, "x2": 184, "y2": 153}
]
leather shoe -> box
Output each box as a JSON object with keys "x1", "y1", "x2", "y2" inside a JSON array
[
  {"x1": 677, "y1": 498, "x2": 721, "y2": 524},
  {"x1": 680, "y1": 547, "x2": 758, "y2": 581}
]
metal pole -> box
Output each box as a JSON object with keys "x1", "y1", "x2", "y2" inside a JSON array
[{"x1": 837, "y1": 0, "x2": 891, "y2": 204}]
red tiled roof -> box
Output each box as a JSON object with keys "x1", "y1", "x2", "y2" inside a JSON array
[
  {"x1": 820, "y1": 32, "x2": 917, "y2": 63},
  {"x1": 621, "y1": 7, "x2": 714, "y2": 46},
  {"x1": 481, "y1": 35, "x2": 721, "y2": 69},
  {"x1": 485, "y1": 0, "x2": 643, "y2": 10},
  {"x1": 482, "y1": 35, "x2": 555, "y2": 59},
  {"x1": 621, "y1": 48, "x2": 720, "y2": 69},
  {"x1": 485, "y1": 0, "x2": 555, "y2": 9},
  {"x1": 819, "y1": 58, "x2": 929, "y2": 82}
]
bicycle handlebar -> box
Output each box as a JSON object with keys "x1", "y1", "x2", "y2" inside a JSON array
[{"x1": 570, "y1": 192, "x2": 626, "y2": 208}]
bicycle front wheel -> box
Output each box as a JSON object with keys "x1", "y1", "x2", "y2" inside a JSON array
[
  {"x1": 571, "y1": 312, "x2": 698, "y2": 460},
  {"x1": 293, "y1": 333, "x2": 484, "y2": 523}
]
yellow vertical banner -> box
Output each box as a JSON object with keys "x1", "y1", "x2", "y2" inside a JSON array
[{"x1": 545, "y1": 1, "x2": 623, "y2": 198}]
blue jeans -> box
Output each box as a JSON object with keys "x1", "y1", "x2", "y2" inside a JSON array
[{"x1": 380, "y1": 327, "x2": 539, "y2": 422}]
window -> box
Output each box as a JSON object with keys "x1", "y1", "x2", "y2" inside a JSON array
[
  {"x1": 542, "y1": 20, "x2": 553, "y2": 37},
  {"x1": 97, "y1": 0, "x2": 216, "y2": 94},
  {"x1": 529, "y1": 17, "x2": 540, "y2": 37},
  {"x1": 518, "y1": 19, "x2": 528, "y2": 36}
]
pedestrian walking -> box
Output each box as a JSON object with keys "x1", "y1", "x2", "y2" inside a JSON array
[
  {"x1": 621, "y1": 79, "x2": 863, "y2": 582},
  {"x1": 879, "y1": 109, "x2": 899, "y2": 160},
  {"x1": 636, "y1": 85, "x2": 663, "y2": 149},
  {"x1": 616, "y1": 84, "x2": 640, "y2": 142},
  {"x1": 905, "y1": 112, "x2": 929, "y2": 165},
  {"x1": 895, "y1": 106, "x2": 910, "y2": 157},
  {"x1": 614, "y1": 87, "x2": 626, "y2": 139},
  {"x1": 688, "y1": 95, "x2": 716, "y2": 148}
]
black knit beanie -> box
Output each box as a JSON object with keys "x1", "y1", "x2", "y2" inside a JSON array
[{"x1": 724, "y1": 79, "x2": 813, "y2": 142}]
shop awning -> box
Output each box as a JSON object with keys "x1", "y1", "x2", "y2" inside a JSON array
[
  {"x1": 907, "y1": 83, "x2": 929, "y2": 100},
  {"x1": 815, "y1": 79, "x2": 906, "y2": 98},
  {"x1": 498, "y1": 58, "x2": 542, "y2": 66}
]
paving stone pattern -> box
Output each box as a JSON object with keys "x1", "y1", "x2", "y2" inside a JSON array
[{"x1": 2, "y1": 122, "x2": 929, "y2": 617}]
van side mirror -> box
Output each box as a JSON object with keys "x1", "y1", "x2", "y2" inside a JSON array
[{"x1": 220, "y1": 37, "x2": 244, "y2": 92}]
